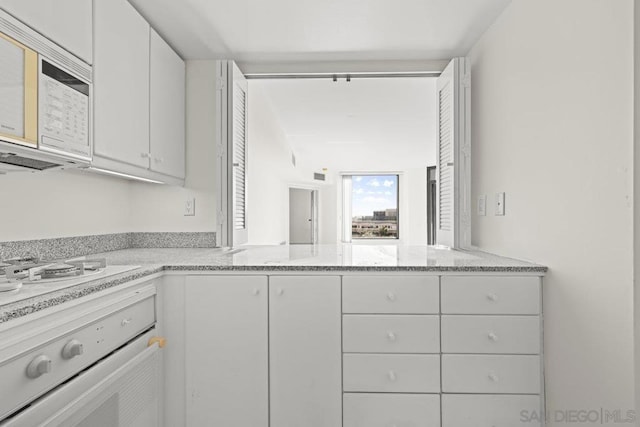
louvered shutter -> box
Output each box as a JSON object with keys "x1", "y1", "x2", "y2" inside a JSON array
[
  {"x1": 436, "y1": 58, "x2": 471, "y2": 249},
  {"x1": 233, "y1": 82, "x2": 247, "y2": 230},
  {"x1": 229, "y1": 62, "x2": 249, "y2": 245}
]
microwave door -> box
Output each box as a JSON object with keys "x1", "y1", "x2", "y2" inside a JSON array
[{"x1": 0, "y1": 32, "x2": 38, "y2": 147}]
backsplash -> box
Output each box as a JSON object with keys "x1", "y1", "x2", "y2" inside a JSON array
[
  {"x1": 0, "y1": 232, "x2": 217, "y2": 261},
  {"x1": 129, "y1": 232, "x2": 216, "y2": 249}
]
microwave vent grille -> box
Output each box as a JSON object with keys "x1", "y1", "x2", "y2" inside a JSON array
[
  {"x1": 0, "y1": 14, "x2": 92, "y2": 82},
  {"x1": 0, "y1": 153, "x2": 60, "y2": 171}
]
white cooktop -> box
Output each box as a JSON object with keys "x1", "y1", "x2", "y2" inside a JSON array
[{"x1": 0, "y1": 265, "x2": 140, "y2": 306}]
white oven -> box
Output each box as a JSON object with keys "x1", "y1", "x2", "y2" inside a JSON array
[{"x1": 0, "y1": 284, "x2": 163, "y2": 427}]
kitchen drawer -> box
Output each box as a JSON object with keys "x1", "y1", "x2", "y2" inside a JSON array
[
  {"x1": 442, "y1": 355, "x2": 541, "y2": 394},
  {"x1": 441, "y1": 315, "x2": 540, "y2": 354},
  {"x1": 441, "y1": 276, "x2": 540, "y2": 314},
  {"x1": 442, "y1": 394, "x2": 542, "y2": 427},
  {"x1": 343, "y1": 354, "x2": 440, "y2": 393},
  {"x1": 343, "y1": 276, "x2": 439, "y2": 314},
  {"x1": 344, "y1": 393, "x2": 440, "y2": 427},
  {"x1": 343, "y1": 315, "x2": 439, "y2": 353}
]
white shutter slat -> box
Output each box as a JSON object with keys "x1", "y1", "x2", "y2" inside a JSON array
[
  {"x1": 435, "y1": 57, "x2": 471, "y2": 249},
  {"x1": 438, "y1": 77, "x2": 454, "y2": 234},
  {"x1": 229, "y1": 62, "x2": 249, "y2": 244}
]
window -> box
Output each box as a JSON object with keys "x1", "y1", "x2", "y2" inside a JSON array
[{"x1": 350, "y1": 175, "x2": 399, "y2": 239}]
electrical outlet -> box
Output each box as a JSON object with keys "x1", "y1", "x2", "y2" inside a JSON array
[
  {"x1": 495, "y1": 192, "x2": 505, "y2": 216},
  {"x1": 477, "y1": 195, "x2": 487, "y2": 216},
  {"x1": 184, "y1": 198, "x2": 196, "y2": 216}
]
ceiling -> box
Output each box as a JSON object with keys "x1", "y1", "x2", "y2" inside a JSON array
[
  {"x1": 252, "y1": 77, "x2": 436, "y2": 172},
  {"x1": 129, "y1": 0, "x2": 511, "y2": 61}
]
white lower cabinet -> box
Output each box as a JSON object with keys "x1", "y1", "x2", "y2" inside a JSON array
[
  {"x1": 343, "y1": 315, "x2": 440, "y2": 353},
  {"x1": 343, "y1": 354, "x2": 440, "y2": 393},
  {"x1": 169, "y1": 273, "x2": 543, "y2": 427},
  {"x1": 442, "y1": 354, "x2": 541, "y2": 394},
  {"x1": 184, "y1": 275, "x2": 268, "y2": 427},
  {"x1": 269, "y1": 276, "x2": 342, "y2": 427},
  {"x1": 441, "y1": 315, "x2": 540, "y2": 354},
  {"x1": 341, "y1": 274, "x2": 544, "y2": 427},
  {"x1": 442, "y1": 394, "x2": 542, "y2": 427},
  {"x1": 344, "y1": 393, "x2": 440, "y2": 427}
]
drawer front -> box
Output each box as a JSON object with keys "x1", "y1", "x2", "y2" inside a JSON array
[
  {"x1": 344, "y1": 393, "x2": 440, "y2": 427},
  {"x1": 343, "y1": 276, "x2": 439, "y2": 314},
  {"x1": 442, "y1": 355, "x2": 541, "y2": 393},
  {"x1": 343, "y1": 354, "x2": 440, "y2": 393},
  {"x1": 441, "y1": 315, "x2": 540, "y2": 354},
  {"x1": 441, "y1": 276, "x2": 540, "y2": 314},
  {"x1": 442, "y1": 394, "x2": 542, "y2": 427},
  {"x1": 343, "y1": 315, "x2": 440, "y2": 353}
]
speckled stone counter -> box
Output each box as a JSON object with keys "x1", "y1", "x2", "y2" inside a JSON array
[
  {"x1": 0, "y1": 245, "x2": 546, "y2": 324},
  {"x1": 92, "y1": 245, "x2": 547, "y2": 272},
  {"x1": 0, "y1": 265, "x2": 163, "y2": 324}
]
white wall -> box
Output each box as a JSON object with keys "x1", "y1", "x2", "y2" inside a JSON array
[
  {"x1": 403, "y1": 167, "x2": 428, "y2": 245},
  {"x1": 0, "y1": 169, "x2": 131, "y2": 241},
  {"x1": 635, "y1": 0, "x2": 640, "y2": 417},
  {"x1": 0, "y1": 61, "x2": 219, "y2": 243},
  {"x1": 468, "y1": 0, "x2": 634, "y2": 422},
  {"x1": 129, "y1": 61, "x2": 218, "y2": 233},
  {"x1": 320, "y1": 179, "x2": 339, "y2": 244},
  {"x1": 246, "y1": 83, "x2": 323, "y2": 245}
]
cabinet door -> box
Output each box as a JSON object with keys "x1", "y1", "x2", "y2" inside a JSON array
[
  {"x1": 149, "y1": 29, "x2": 185, "y2": 179},
  {"x1": 269, "y1": 276, "x2": 342, "y2": 427},
  {"x1": 93, "y1": 0, "x2": 150, "y2": 168},
  {"x1": 185, "y1": 276, "x2": 268, "y2": 427},
  {"x1": 0, "y1": 0, "x2": 92, "y2": 63}
]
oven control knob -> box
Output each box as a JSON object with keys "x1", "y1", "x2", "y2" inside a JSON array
[
  {"x1": 62, "y1": 339, "x2": 84, "y2": 360},
  {"x1": 26, "y1": 355, "x2": 52, "y2": 379}
]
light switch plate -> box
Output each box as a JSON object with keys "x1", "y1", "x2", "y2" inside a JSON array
[
  {"x1": 495, "y1": 192, "x2": 505, "y2": 216},
  {"x1": 477, "y1": 195, "x2": 487, "y2": 216},
  {"x1": 184, "y1": 198, "x2": 196, "y2": 216}
]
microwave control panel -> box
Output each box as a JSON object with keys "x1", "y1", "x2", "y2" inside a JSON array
[{"x1": 38, "y1": 60, "x2": 90, "y2": 158}]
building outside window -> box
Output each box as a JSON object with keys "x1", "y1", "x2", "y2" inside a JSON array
[{"x1": 351, "y1": 175, "x2": 399, "y2": 239}]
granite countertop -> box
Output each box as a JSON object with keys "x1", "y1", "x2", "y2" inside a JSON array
[
  {"x1": 91, "y1": 245, "x2": 547, "y2": 272},
  {"x1": 0, "y1": 245, "x2": 547, "y2": 324}
]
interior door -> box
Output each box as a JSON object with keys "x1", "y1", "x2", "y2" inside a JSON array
[
  {"x1": 436, "y1": 57, "x2": 471, "y2": 249},
  {"x1": 216, "y1": 61, "x2": 249, "y2": 247},
  {"x1": 289, "y1": 188, "x2": 314, "y2": 244}
]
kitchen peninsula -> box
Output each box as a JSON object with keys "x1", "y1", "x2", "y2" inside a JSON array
[{"x1": 0, "y1": 243, "x2": 546, "y2": 427}]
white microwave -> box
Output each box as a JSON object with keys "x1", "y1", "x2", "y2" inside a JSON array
[{"x1": 0, "y1": 8, "x2": 92, "y2": 172}]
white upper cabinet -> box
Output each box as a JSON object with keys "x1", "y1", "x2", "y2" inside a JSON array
[
  {"x1": 150, "y1": 29, "x2": 185, "y2": 179},
  {"x1": 93, "y1": 0, "x2": 150, "y2": 169},
  {"x1": 0, "y1": 0, "x2": 92, "y2": 63}
]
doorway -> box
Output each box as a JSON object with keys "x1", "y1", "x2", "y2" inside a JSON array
[{"x1": 289, "y1": 188, "x2": 318, "y2": 244}]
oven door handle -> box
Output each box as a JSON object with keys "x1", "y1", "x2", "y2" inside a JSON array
[{"x1": 1, "y1": 330, "x2": 161, "y2": 427}]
